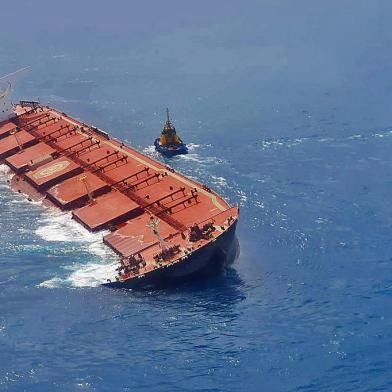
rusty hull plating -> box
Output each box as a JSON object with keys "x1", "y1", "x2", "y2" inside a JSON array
[{"x1": 0, "y1": 103, "x2": 239, "y2": 288}]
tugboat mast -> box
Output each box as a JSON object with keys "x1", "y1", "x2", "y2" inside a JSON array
[
  {"x1": 165, "y1": 108, "x2": 174, "y2": 129},
  {"x1": 166, "y1": 108, "x2": 170, "y2": 123}
]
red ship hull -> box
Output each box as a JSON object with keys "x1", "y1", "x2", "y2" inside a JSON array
[{"x1": 103, "y1": 221, "x2": 239, "y2": 288}]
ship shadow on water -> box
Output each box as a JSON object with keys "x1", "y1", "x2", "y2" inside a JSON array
[
  {"x1": 109, "y1": 238, "x2": 246, "y2": 307},
  {"x1": 137, "y1": 266, "x2": 245, "y2": 316}
]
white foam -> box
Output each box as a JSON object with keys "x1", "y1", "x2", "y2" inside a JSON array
[
  {"x1": 186, "y1": 143, "x2": 200, "y2": 152},
  {"x1": 35, "y1": 210, "x2": 105, "y2": 243},
  {"x1": 35, "y1": 209, "x2": 120, "y2": 288},
  {"x1": 142, "y1": 145, "x2": 162, "y2": 161},
  {"x1": 143, "y1": 145, "x2": 157, "y2": 154},
  {"x1": 0, "y1": 164, "x2": 12, "y2": 181},
  {"x1": 255, "y1": 200, "x2": 265, "y2": 209},
  {"x1": 210, "y1": 175, "x2": 228, "y2": 188},
  {"x1": 179, "y1": 153, "x2": 203, "y2": 163},
  {"x1": 180, "y1": 154, "x2": 222, "y2": 165},
  {"x1": 260, "y1": 139, "x2": 286, "y2": 150},
  {"x1": 64, "y1": 232, "x2": 119, "y2": 288},
  {"x1": 66, "y1": 260, "x2": 118, "y2": 287},
  {"x1": 0, "y1": 167, "x2": 119, "y2": 289},
  {"x1": 315, "y1": 217, "x2": 329, "y2": 224},
  {"x1": 0, "y1": 164, "x2": 10, "y2": 175},
  {"x1": 287, "y1": 137, "x2": 308, "y2": 147},
  {"x1": 237, "y1": 190, "x2": 248, "y2": 206},
  {"x1": 38, "y1": 277, "x2": 65, "y2": 288},
  {"x1": 9, "y1": 198, "x2": 42, "y2": 206},
  {"x1": 38, "y1": 254, "x2": 119, "y2": 289},
  {"x1": 347, "y1": 134, "x2": 362, "y2": 140}
]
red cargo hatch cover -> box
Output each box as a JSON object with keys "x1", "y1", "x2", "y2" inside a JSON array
[
  {"x1": 25, "y1": 157, "x2": 83, "y2": 190},
  {"x1": 0, "y1": 120, "x2": 16, "y2": 140},
  {"x1": 103, "y1": 212, "x2": 177, "y2": 257},
  {"x1": 72, "y1": 191, "x2": 142, "y2": 232},
  {"x1": 47, "y1": 171, "x2": 111, "y2": 209},
  {"x1": 0, "y1": 130, "x2": 37, "y2": 159},
  {"x1": 5, "y1": 142, "x2": 57, "y2": 173}
]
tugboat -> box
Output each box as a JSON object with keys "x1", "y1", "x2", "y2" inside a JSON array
[{"x1": 154, "y1": 108, "x2": 188, "y2": 156}]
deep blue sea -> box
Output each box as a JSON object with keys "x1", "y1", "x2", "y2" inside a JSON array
[{"x1": 1, "y1": 1, "x2": 392, "y2": 391}]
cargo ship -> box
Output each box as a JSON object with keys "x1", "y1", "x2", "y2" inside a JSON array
[{"x1": 0, "y1": 69, "x2": 239, "y2": 288}]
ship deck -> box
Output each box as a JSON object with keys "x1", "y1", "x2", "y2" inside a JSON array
[{"x1": 1, "y1": 103, "x2": 238, "y2": 282}]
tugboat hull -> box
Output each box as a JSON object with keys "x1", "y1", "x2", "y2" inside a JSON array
[{"x1": 154, "y1": 138, "x2": 188, "y2": 156}]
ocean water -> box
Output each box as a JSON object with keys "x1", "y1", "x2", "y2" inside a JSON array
[{"x1": 1, "y1": 1, "x2": 392, "y2": 391}]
